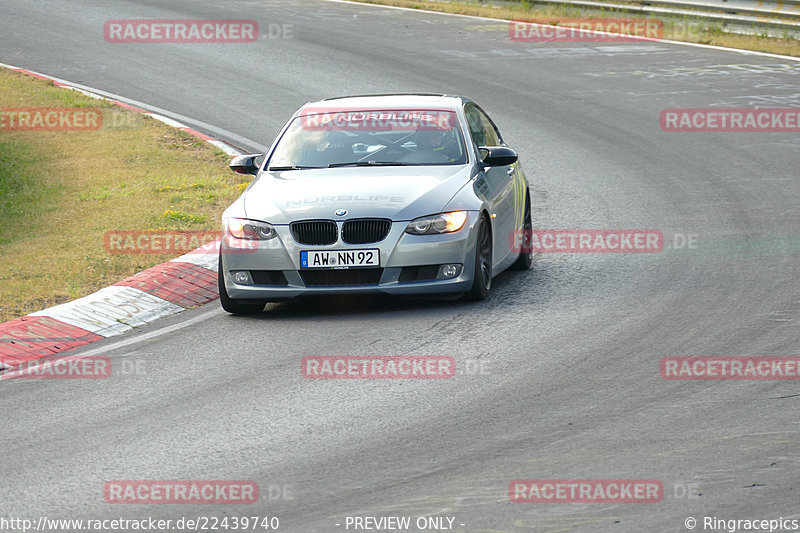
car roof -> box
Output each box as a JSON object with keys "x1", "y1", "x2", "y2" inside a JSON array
[{"x1": 298, "y1": 94, "x2": 470, "y2": 114}]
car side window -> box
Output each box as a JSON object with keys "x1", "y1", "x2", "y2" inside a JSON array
[
  {"x1": 476, "y1": 107, "x2": 501, "y2": 146},
  {"x1": 464, "y1": 104, "x2": 486, "y2": 146},
  {"x1": 464, "y1": 104, "x2": 502, "y2": 147}
]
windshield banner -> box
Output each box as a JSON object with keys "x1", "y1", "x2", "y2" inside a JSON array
[{"x1": 300, "y1": 109, "x2": 455, "y2": 131}]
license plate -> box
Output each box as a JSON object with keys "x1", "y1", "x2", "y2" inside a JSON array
[{"x1": 300, "y1": 249, "x2": 380, "y2": 269}]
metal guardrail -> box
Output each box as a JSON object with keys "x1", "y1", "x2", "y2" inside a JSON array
[
  {"x1": 518, "y1": 0, "x2": 800, "y2": 33},
  {"x1": 641, "y1": 0, "x2": 800, "y2": 18}
]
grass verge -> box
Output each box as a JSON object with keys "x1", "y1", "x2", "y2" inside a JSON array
[
  {"x1": 0, "y1": 68, "x2": 251, "y2": 322},
  {"x1": 350, "y1": 0, "x2": 800, "y2": 57}
]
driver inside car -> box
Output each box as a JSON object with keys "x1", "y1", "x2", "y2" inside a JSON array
[{"x1": 415, "y1": 128, "x2": 459, "y2": 162}]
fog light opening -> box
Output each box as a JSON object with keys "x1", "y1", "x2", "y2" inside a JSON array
[
  {"x1": 232, "y1": 270, "x2": 254, "y2": 285},
  {"x1": 438, "y1": 264, "x2": 461, "y2": 279}
]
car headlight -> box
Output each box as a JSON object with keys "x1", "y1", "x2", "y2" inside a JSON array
[
  {"x1": 226, "y1": 218, "x2": 277, "y2": 240},
  {"x1": 405, "y1": 211, "x2": 468, "y2": 235}
]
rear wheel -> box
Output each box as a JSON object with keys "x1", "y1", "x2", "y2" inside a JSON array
[
  {"x1": 511, "y1": 194, "x2": 533, "y2": 270},
  {"x1": 464, "y1": 214, "x2": 492, "y2": 301},
  {"x1": 218, "y1": 254, "x2": 266, "y2": 314}
]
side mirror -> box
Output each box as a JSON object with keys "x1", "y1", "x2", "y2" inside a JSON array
[
  {"x1": 229, "y1": 154, "x2": 264, "y2": 175},
  {"x1": 478, "y1": 146, "x2": 518, "y2": 167}
]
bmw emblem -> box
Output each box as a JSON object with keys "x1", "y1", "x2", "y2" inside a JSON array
[{"x1": 334, "y1": 209, "x2": 347, "y2": 216}]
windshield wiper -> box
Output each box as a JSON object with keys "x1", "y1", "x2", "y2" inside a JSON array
[
  {"x1": 328, "y1": 161, "x2": 420, "y2": 168},
  {"x1": 268, "y1": 165, "x2": 323, "y2": 171}
]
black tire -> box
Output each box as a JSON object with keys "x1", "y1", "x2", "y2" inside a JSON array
[
  {"x1": 218, "y1": 254, "x2": 266, "y2": 314},
  {"x1": 464, "y1": 214, "x2": 492, "y2": 301},
  {"x1": 510, "y1": 194, "x2": 533, "y2": 270}
]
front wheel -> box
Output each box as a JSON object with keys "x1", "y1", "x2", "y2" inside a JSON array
[
  {"x1": 218, "y1": 254, "x2": 266, "y2": 314},
  {"x1": 464, "y1": 214, "x2": 492, "y2": 301}
]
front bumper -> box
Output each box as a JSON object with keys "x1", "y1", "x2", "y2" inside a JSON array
[{"x1": 220, "y1": 212, "x2": 480, "y2": 300}]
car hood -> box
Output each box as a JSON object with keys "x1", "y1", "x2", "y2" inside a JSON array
[{"x1": 241, "y1": 165, "x2": 472, "y2": 223}]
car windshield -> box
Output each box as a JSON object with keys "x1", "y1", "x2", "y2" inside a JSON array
[{"x1": 267, "y1": 109, "x2": 468, "y2": 169}]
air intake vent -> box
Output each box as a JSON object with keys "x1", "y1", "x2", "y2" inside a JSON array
[
  {"x1": 398, "y1": 265, "x2": 440, "y2": 282},
  {"x1": 300, "y1": 268, "x2": 383, "y2": 286},
  {"x1": 250, "y1": 270, "x2": 289, "y2": 286}
]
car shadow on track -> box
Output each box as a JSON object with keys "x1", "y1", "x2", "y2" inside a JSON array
[{"x1": 236, "y1": 260, "x2": 551, "y2": 320}]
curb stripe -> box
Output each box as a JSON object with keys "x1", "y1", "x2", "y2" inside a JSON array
[
  {"x1": 29, "y1": 286, "x2": 185, "y2": 338},
  {"x1": 114, "y1": 262, "x2": 219, "y2": 308},
  {"x1": 0, "y1": 316, "x2": 103, "y2": 367},
  {"x1": 170, "y1": 249, "x2": 220, "y2": 271}
]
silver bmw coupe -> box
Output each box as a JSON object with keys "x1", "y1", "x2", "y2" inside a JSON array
[{"x1": 218, "y1": 94, "x2": 532, "y2": 313}]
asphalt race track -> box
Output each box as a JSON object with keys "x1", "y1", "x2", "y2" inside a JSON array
[{"x1": 1, "y1": 1, "x2": 799, "y2": 531}]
